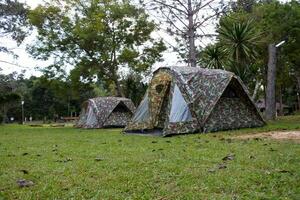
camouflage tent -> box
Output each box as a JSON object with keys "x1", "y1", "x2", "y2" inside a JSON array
[
  {"x1": 76, "y1": 97, "x2": 135, "y2": 128},
  {"x1": 125, "y1": 66, "x2": 265, "y2": 136}
]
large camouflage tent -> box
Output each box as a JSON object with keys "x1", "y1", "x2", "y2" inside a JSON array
[
  {"x1": 76, "y1": 97, "x2": 135, "y2": 128},
  {"x1": 125, "y1": 66, "x2": 265, "y2": 136}
]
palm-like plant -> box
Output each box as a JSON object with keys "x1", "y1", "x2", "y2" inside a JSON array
[
  {"x1": 212, "y1": 20, "x2": 261, "y2": 84},
  {"x1": 199, "y1": 44, "x2": 226, "y2": 69},
  {"x1": 218, "y1": 19, "x2": 261, "y2": 72}
]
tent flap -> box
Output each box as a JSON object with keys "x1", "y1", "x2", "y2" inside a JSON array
[
  {"x1": 85, "y1": 105, "x2": 99, "y2": 127},
  {"x1": 169, "y1": 84, "x2": 192, "y2": 122},
  {"x1": 132, "y1": 92, "x2": 150, "y2": 122}
]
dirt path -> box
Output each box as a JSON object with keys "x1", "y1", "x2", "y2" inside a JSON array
[{"x1": 233, "y1": 131, "x2": 300, "y2": 141}]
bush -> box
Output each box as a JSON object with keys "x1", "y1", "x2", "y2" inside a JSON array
[{"x1": 293, "y1": 111, "x2": 300, "y2": 115}]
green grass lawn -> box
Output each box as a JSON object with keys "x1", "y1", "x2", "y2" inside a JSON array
[{"x1": 0, "y1": 116, "x2": 300, "y2": 199}]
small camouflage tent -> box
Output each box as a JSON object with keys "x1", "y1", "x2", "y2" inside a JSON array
[
  {"x1": 125, "y1": 66, "x2": 265, "y2": 136},
  {"x1": 76, "y1": 97, "x2": 135, "y2": 128}
]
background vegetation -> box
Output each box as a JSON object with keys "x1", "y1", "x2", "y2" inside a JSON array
[{"x1": 0, "y1": 0, "x2": 300, "y2": 122}]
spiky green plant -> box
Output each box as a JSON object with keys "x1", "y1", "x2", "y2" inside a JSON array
[
  {"x1": 218, "y1": 20, "x2": 260, "y2": 65},
  {"x1": 199, "y1": 44, "x2": 226, "y2": 69}
]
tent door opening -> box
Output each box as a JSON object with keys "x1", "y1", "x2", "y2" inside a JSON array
[{"x1": 103, "y1": 102, "x2": 132, "y2": 128}]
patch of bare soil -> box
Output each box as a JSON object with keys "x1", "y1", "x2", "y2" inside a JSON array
[{"x1": 234, "y1": 131, "x2": 300, "y2": 141}]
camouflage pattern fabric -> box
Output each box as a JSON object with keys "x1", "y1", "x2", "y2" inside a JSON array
[
  {"x1": 125, "y1": 73, "x2": 172, "y2": 132},
  {"x1": 149, "y1": 72, "x2": 172, "y2": 128},
  {"x1": 163, "y1": 120, "x2": 199, "y2": 135},
  {"x1": 103, "y1": 111, "x2": 132, "y2": 127},
  {"x1": 124, "y1": 121, "x2": 152, "y2": 132},
  {"x1": 162, "y1": 80, "x2": 199, "y2": 136},
  {"x1": 76, "y1": 97, "x2": 135, "y2": 128},
  {"x1": 204, "y1": 97, "x2": 265, "y2": 132},
  {"x1": 156, "y1": 97, "x2": 169, "y2": 128},
  {"x1": 157, "y1": 67, "x2": 234, "y2": 126},
  {"x1": 125, "y1": 66, "x2": 265, "y2": 136}
]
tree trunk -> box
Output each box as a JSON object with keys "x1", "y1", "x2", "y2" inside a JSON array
[
  {"x1": 298, "y1": 93, "x2": 300, "y2": 111},
  {"x1": 296, "y1": 75, "x2": 300, "y2": 110},
  {"x1": 279, "y1": 84, "x2": 283, "y2": 116},
  {"x1": 111, "y1": 68, "x2": 124, "y2": 97},
  {"x1": 266, "y1": 44, "x2": 277, "y2": 120},
  {"x1": 252, "y1": 80, "x2": 261, "y2": 101},
  {"x1": 1, "y1": 105, "x2": 7, "y2": 124},
  {"x1": 187, "y1": 0, "x2": 196, "y2": 68},
  {"x1": 115, "y1": 78, "x2": 124, "y2": 97}
]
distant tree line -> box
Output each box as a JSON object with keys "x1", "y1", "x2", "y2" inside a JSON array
[{"x1": 0, "y1": 69, "x2": 147, "y2": 123}]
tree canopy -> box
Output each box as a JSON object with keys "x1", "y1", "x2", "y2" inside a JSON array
[
  {"x1": 28, "y1": 0, "x2": 165, "y2": 96},
  {"x1": 200, "y1": 0, "x2": 300, "y2": 109},
  {"x1": 0, "y1": 0, "x2": 29, "y2": 54}
]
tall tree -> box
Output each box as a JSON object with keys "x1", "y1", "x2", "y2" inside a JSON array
[
  {"x1": 279, "y1": 1, "x2": 300, "y2": 109},
  {"x1": 265, "y1": 44, "x2": 276, "y2": 120},
  {"x1": 200, "y1": 18, "x2": 262, "y2": 98},
  {"x1": 28, "y1": 0, "x2": 165, "y2": 96},
  {"x1": 214, "y1": 18, "x2": 261, "y2": 93},
  {"x1": 218, "y1": 19, "x2": 260, "y2": 75},
  {"x1": 253, "y1": 0, "x2": 300, "y2": 114},
  {"x1": 230, "y1": 0, "x2": 256, "y2": 13},
  {"x1": 145, "y1": 0, "x2": 227, "y2": 67},
  {"x1": 200, "y1": 0, "x2": 300, "y2": 109},
  {"x1": 0, "y1": 0, "x2": 28, "y2": 54}
]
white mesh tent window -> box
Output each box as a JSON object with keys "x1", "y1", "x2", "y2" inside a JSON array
[
  {"x1": 77, "y1": 105, "x2": 88, "y2": 126},
  {"x1": 85, "y1": 105, "x2": 98, "y2": 127},
  {"x1": 132, "y1": 92, "x2": 150, "y2": 122},
  {"x1": 169, "y1": 84, "x2": 192, "y2": 122}
]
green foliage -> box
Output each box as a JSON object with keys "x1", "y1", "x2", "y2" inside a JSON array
[
  {"x1": 0, "y1": 69, "x2": 102, "y2": 121},
  {"x1": 0, "y1": 92, "x2": 21, "y2": 123},
  {"x1": 92, "y1": 85, "x2": 108, "y2": 97},
  {"x1": 0, "y1": 115, "x2": 299, "y2": 199},
  {"x1": 121, "y1": 73, "x2": 147, "y2": 105},
  {"x1": 217, "y1": 19, "x2": 261, "y2": 85},
  {"x1": 231, "y1": 0, "x2": 256, "y2": 13},
  {"x1": 199, "y1": 44, "x2": 226, "y2": 69},
  {"x1": 0, "y1": 70, "x2": 25, "y2": 123},
  {"x1": 0, "y1": 93, "x2": 20, "y2": 103},
  {"x1": 201, "y1": 19, "x2": 261, "y2": 85},
  {"x1": 27, "y1": 75, "x2": 101, "y2": 120},
  {"x1": 28, "y1": 0, "x2": 166, "y2": 96},
  {"x1": 200, "y1": 0, "x2": 300, "y2": 107},
  {"x1": 218, "y1": 20, "x2": 260, "y2": 65},
  {"x1": 0, "y1": 0, "x2": 29, "y2": 53}
]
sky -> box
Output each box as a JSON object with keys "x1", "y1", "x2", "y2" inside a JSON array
[
  {"x1": 0, "y1": 0, "x2": 219, "y2": 77},
  {"x1": 0, "y1": 0, "x2": 44, "y2": 76}
]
